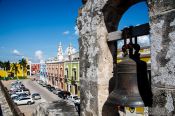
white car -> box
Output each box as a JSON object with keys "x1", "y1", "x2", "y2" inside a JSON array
[
  {"x1": 67, "y1": 95, "x2": 80, "y2": 103},
  {"x1": 15, "y1": 89, "x2": 30, "y2": 95},
  {"x1": 14, "y1": 97, "x2": 34, "y2": 105},
  {"x1": 32, "y1": 93, "x2": 41, "y2": 100}
]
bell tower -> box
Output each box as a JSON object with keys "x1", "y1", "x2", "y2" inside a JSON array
[{"x1": 57, "y1": 42, "x2": 63, "y2": 62}]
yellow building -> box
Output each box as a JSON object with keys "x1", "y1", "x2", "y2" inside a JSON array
[
  {"x1": 10, "y1": 63, "x2": 27, "y2": 77},
  {"x1": 117, "y1": 46, "x2": 150, "y2": 63},
  {"x1": 0, "y1": 63, "x2": 27, "y2": 78}
]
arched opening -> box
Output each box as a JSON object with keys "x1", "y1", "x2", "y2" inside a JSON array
[{"x1": 102, "y1": 0, "x2": 152, "y2": 115}]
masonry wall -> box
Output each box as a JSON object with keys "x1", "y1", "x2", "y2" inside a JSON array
[
  {"x1": 78, "y1": 0, "x2": 175, "y2": 116},
  {"x1": 0, "y1": 82, "x2": 13, "y2": 116},
  {"x1": 77, "y1": 0, "x2": 114, "y2": 115},
  {"x1": 148, "y1": 0, "x2": 175, "y2": 115}
]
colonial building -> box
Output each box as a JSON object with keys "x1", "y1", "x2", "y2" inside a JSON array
[
  {"x1": 64, "y1": 52, "x2": 80, "y2": 95},
  {"x1": 46, "y1": 43, "x2": 64, "y2": 89},
  {"x1": 31, "y1": 63, "x2": 40, "y2": 75},
  {"x1": 45, "y1": 43, "x2": 80, "y2": 95},
  {"x1": 40, "y1": 60, "x2": 47, "y2": 83}
]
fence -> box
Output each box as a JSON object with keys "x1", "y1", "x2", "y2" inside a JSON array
[{"x1": 0, "y1": 80, "x2": 25, "y2": 116}]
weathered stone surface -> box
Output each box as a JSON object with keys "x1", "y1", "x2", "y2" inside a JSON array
[
  {"x1": 33, "y1": 101, "x2": 78, "y2": 116},
  {"x1": 150, "y1": 0, "x2": 175, "y2": 115},
  {"x1": 148, "y1": 0, "x2": 175, "y2": 16},
  {"x1": 78, "y1": 0, "x2": 175, "y2": 115},
  {"x1": 0, "y1": 86, "x2": 13, "y2": 116},
  {"x1": 151, "y1": 10, "x2": 175, "y2": 88}
]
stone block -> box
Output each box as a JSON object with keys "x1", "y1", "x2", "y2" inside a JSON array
[{"x1": 148, "y1": 0, "x2": 175, "y2": 16}]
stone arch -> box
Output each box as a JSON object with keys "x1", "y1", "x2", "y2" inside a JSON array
[
  {"x1": 102, "y1": 0, "x2": 147, "y2": 32},
  {"x1": 102, "y1": 1, "x2": 150, "y2": 115},
  {"x1": 78, "y1": 0, "x2": 175, "y2": 115}
]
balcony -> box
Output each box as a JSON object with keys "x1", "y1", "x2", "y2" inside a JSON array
[
  {"x1": 71, "y1": 80, "x2": 78, "y2": 85},
  {"x1": 64, "y1": 78, "x2": 68, "y2": 83}
]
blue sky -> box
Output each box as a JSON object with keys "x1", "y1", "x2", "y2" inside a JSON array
[{"x1": 0, "y1": 0, "x2": 148, "y2": 62}]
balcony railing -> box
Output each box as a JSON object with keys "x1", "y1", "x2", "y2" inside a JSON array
[
  {"x1": 71, "y1": 80, "x2": 78, "y2": 85},
  {"x1": 64, "y1": 78, "x2": 68, "y2": 83}
]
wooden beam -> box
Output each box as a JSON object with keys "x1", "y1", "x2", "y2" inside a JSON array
[{"x1": 107, "y1": 23, "x2": 150, "y2": 42}]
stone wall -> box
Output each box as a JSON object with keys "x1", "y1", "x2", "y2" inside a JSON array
[
  {"x1": 148, "y1": 0, "x2": 175, "y2": 115},
  {"x1": 77, "y1": 0, "x2": 114, "y2": 115},
  {"x1": 33, "y1": 101, "x2": 79, "y2": 116},
  {"x1": 78, "y1": 0, "x2": 175, "y2": 116},
  {"x1": 0, "y1": 83, "x2": 13, "y2": 116}
]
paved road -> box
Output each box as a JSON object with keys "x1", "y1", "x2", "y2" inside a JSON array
[
  {"x1": 3, "y1": 79, "x2": 62, "y2": 116},
  {"x1": 23, "y1": 79, "x2": 60, "y2": 102},
  {"x1": 17, "y1": 79, "x2": 62, "y2": 116}
]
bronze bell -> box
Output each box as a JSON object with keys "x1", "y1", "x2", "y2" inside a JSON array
[{"x1": 107, "y1": 55, "x2": 144, "y2": 107}]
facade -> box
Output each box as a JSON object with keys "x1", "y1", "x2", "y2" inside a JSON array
[
  {"x1": 40, "y1": 60, "x2": 47, "y2": 83},
  {"x1": 0, "y1": 63, "x2": 27, "y2": 78},
  {"x1": 45, "y1": 43, "x2": 80, "y2": 95},
  {"x1": 64, "y1": 52, "x2": 80, "y2": 95},
  {"x1": 46, "y1": 61, "x2": 64, "y2": 89},
  {"x1": 46, "y1": 42, "x2": 65, "y2": 89},
  {"x1": 31, "y1": 63, "x2": 40, "y2": 75}
]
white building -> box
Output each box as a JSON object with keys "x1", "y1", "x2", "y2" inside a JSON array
[{"x1": 40, "y1": 60, "x2": 47, "y2": 83}]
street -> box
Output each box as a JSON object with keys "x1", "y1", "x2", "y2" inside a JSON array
[{"x1": 2, "y1": 79, "x2": 61, "y2": 116}]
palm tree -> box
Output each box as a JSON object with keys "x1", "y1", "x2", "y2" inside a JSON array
[
  {"x1": 0, "y1": 61, "x2": 10, "y2": 77},
  {"x1": 0, "y1": 61, "x2": 4, "y2": 69},
  {"x1": 4, "y1": 61, "x2": 11, "y2": 70},
  {"x1": 4, "y1": 61, "x2": 11, "y2": 77},
  {"x1": 19, "y1": 58, "x2": 27, "y2": 77},
  {"x1": 11, "y1": 63, "x2": 19, "y2": 79}
]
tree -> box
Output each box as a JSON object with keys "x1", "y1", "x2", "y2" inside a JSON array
[
  {"x1": 0, "y1": 61, "x2": 10, "y2": 77},
  {"x1": 0, "y1": 61, "x2": 4, "y2": 69},
  {"x1": 19, "y1": 58, "x2": 27, "y2": 77},
  {"x1": 11, "y1": 63, "x2": 19, "y2": 79},
  {"x1": 4, "y1": 61, "x2": 11, "y2": 71}
]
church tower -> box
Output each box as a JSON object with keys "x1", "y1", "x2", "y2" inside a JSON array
[{"x1": 57, "y1": 42, "x2": 63, "y2": 62}]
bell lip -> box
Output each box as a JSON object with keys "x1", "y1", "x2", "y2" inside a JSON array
[
  {"x1": 106, "y1": 99, "x2": 145, "y2": 107},
  {"x1": 106, "y1": 91, "x2": 145, "y2": 107}
]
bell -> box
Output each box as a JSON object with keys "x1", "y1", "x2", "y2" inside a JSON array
[{"x1": 107, "y1": 55, "x2": 144, "y2": 107}]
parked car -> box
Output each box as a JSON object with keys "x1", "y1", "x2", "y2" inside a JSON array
[
  {"x1": 58, "y1": 91, "x2": 71, "y2": 99},
  {"x1": 11, "y1": 94, "x2": 18, "y2": 98},
  {"x1": 15, "y1": 88, "x2": 30, "y2": 95},
  {"x1": 32, "y1": 93, "x2": 41, "y2": 100},
  {"x1": 11, "y1": 95, "x2": 19, "y2": 101},
  {"x1": 17, "y1": 93, "x2": 30, "y2": 98},
  {"x1": 46, "y1": 84, "x2": 51, "y2": 89},
  {"x1": 13, "y1": 97, "x2": 34, "y2": 105},
  {"x1": 48, "y1": 87, "x2": 55, "y2": 92},
  {"x1": 52, "y1": 88, "x2": 61, "y2": 95},
  {"x1": 42, "y1": 83, "x2": 47, "y2": 87},
  {"x1": 38, "y1": 80, "x2": 44, "y2": 85},
  {"x1": 67, "y1": 95, "x2": 80, "y2": 103}
]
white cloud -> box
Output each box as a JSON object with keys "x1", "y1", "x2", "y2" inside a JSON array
[
  {"x1": 12, "y1": 49, "x2": 21, "y2": 56},
  {"x1": 63, "y1": 31, "x2": 70, "y2": 35},
  {"x1": 74, "y1": 26, "x2": 79, "y2": 36},
  {"x1": 35, "y1": 50, "x2": 43, "y2": 61},
  {"x1": 138, "y1": 35, "x2": 150, "y2": 47}
]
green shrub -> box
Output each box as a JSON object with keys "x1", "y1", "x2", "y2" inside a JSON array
[{"x1": 0, "y1": 76, "x2": 28, "y2": 80}]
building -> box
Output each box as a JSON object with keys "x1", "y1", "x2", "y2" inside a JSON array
[
  {"x1": 45, "y1": 43, "x2": 80, "y2": 95},
  {"x1": 64, "y1": 52, "x2": 80, "y2": 95},
  {"x1": 31, "y1": 63, "x2": 40, "y2": 75},
  {"x1": 46, "y1": 42, "x2": 64, "y2": 89},
  {"x1": 46, "y1": 60, "x2": 64, "y2": 89},
  {"x1": 40, "y1": 60, "x2": 47, "y2": 83}
]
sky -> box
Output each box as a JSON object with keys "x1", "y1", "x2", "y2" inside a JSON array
[{"x1": 0, "y1": 0, "x2": 149, "y2": 63}]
